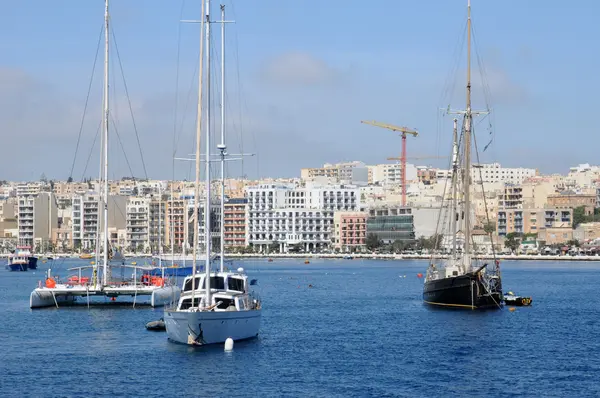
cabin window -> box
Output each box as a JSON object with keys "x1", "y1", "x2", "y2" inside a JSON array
[
  {"x1": 216, "y1": 298, "x2": 234, "y2": 309},
  {"x1": 203, "y1": 276, "x2": 225, "y2": 290},
  {"x1": 183, "y1": 277, "x2": 201, "y2": 292},
  {"x1": 237, "y1": 298, "x2": 246, "y2": 310},
  {"x1": 228, "y1": 278, "x2": 244, "y2": 292}
]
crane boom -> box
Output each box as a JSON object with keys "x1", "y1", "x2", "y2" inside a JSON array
[{"x1": 360, "y1": 120, "x2": 418, "y2": 136}]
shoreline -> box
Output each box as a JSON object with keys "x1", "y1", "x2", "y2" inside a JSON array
[{"x1": 5, "y1": 252, "x2": 600, "y2": 262}]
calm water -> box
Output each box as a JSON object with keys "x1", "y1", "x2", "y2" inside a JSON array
[{"x1": 1, "y1": 258, "x2": 599, "y2": 397}]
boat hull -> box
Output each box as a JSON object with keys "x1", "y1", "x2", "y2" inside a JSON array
[
  {"x1": 423, "y1": 273, "x2": 502, "y2": 309},
  {"x1": 164, "y1": 308, "x2": 261, "y2": 345},
  {"x1": 504, "y1": 296, "x2": 532, "y2": 306},
  {"x1": 30, "y1": 289, "x2": 77, "y2": 308},
  {"x1": 7, "y1": 263, "x2": 28, "y2": 271},
  {"x1": 28, "y1": 257, "x2": 38, "y2": 270}
]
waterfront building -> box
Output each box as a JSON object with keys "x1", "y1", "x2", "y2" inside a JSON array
[
  {"x1": 366, "y1": 204, "x2": 415, "y2": 244},
  {"x1": 246, "y1": 183, "x2": 361, "y2": 252},
  {"x1": 333, "y1": 211, "x2": 368, "y2": 252}
]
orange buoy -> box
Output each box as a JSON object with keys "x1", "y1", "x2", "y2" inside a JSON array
[
  {"x1": 45, "y1": 278, "x2": 56, "y2": 288},
  {"x1": 509, "y1": 307, "x2": 516, "y2": 312},
  {"x1": 417, "y1": 273, "x2": 423, "y2": 278}
]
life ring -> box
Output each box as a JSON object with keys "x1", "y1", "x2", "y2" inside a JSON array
[{"x1": 141, "y1": 274, "x2": 150, "y2": 285}]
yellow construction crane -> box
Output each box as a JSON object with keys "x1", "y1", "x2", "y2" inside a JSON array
[{"x1": 360, "y1": 120, "x2": 418, "y2": 206}]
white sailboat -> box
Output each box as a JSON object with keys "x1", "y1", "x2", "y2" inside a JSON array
[
  {"x1": 164, "y1": 1, "x2": 261, "y2": 345},
  {"x1": 29, "y1": 0, "x2": 180, "y2": 309}
]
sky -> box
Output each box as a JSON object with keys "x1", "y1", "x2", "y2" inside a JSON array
[{"x1": 1, "y1": 0, "x2": 599, "y2": 182}]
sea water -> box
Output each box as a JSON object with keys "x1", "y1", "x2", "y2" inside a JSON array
[{"x1": 1, "y1": 258, "x2": 598, "y2": 397}]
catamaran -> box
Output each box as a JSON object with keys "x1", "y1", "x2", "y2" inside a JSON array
[
  {"x1": 29, "y1": 0, "x2": 180, "y2": 309},
  {"x1": 164, "y1": 0, "x2": 261, "y2": 345},
  {"x1": 422, "y1": 0, "x2": 502, "y2": 310}
]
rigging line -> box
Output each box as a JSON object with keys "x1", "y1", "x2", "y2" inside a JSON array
[
  {"x1": 472, "y1": 124, "x2": 498, "y2": 263},
  {"x1": 110, "y1": 115, "x2": 136, "y2": 179},
  {"x1": 81, "y1": 120, "x2": 103, "y2": 182},
  {"x1": 110, "y1": 26, "x2": 149, "y2": 180},
  {"x1": 429, "y1": 122, "x2": 459, "y2": 264},
  {"x1": 69, "y1": 23, "x2": 104, "y2": 180},
  {"x1": 174, "y1": 53, "x2": 200, "y2": 154},
  {"x1": 229, "y1": 0, "x2": 250, "y2": 179},
  {"x1": 438, "y1": 20, "x2": 468, "y2": 108},
  {"x1": 173, "y1": 0, "x2": 186, "y2": 159}
]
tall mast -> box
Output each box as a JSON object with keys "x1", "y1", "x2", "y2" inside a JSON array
[
  {"x1": 158, "y1": 186, "x2": 162, "y2": 268},
  {"x1": 451, "y1": 118, "x2": 459, "y2": 259},
  {"x1": 191, "y1": 0, "x2": 206, "y2": 307},
  {"x1": 462, "y1": 0, "x2": 472, "y2": 270},
  {"x1": 102, "y1": 0, "x2": 110, "y2": 284},
  {"x1": 219, "y1": 4, "x2": 226, "y2": 273},
  {"x1": 204, "y1": 0, "x2": 212, "y2": 306}
]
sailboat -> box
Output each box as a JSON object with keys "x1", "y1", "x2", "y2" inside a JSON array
[
  {"x1": 164, "y1": 1, "x2": 262, "y2": 345},
  {"x1": 29, "y1": 0, "x2": 180, "y2": 309},
  {"x1": 422, "y1": 0, "x2": 502, "y2": 310}
]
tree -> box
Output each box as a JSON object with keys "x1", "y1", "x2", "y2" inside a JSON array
[
  {"x1": 392, "y1": 239, "x2": 409, "y2": 253},
  {"x1": 366, "y1": 234, "x2": 380, "y2": 251},
  {"x1": 268, "y1": 242, "x2": 279, "y2": 254},
  {"x1": 67, "y1": 176, "x2": 74, "y2": 183},
  {"x1": 573, "y1": 206, "x2": 587, "y2": 228},
  {"x1": 483, "y1": 222, "x2": 496, "y2": 234},
  {"x1": 504, "y1": 232, "x2": 521, "y2": 253},
  {"x1": 566, "y1": 239, "x2": 580, "y2": 247}
]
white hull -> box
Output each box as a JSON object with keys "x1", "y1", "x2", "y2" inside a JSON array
[
  {"x1": 164, "y1": 308, "x2": 261, "y2": 345},
  {"x1": 30, "y1": 290, "x2": 77, "y2": 308},
  {"x1": 156, "y1": 254, "x2": 210, "y2": 262},
  {"x1": 29, "y1": 285, "x2": 181, "y2": 309}
]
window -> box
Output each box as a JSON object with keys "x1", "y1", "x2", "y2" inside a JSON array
[{"x1": 228, "y1": 278, "x2": 245, "y2": 292}]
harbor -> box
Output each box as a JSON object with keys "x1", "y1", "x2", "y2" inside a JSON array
[
  {"x1": 2, "y1": 258, "x2": 598, "y2": 396},
  {"x1": 1, "y1": 0, "x2": 599, "y2": 396}
]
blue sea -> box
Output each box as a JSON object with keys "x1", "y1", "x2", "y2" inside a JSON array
[{"x1": 1, "y1": 258, "x2": 599, "y2": 397}]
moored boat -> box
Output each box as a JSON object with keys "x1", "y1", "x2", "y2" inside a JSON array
[
  {"x1": 503, "y1": 292, "x2": 532, "y2": 306},
  {"x1": 422, "y1": 0, "x2": 502, "y2": 310},
  {"x1": 164, "y1": 1, "x2": 262, "y2": 346}
]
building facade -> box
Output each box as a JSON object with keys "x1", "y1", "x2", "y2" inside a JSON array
[
  {"x1": 333, "y1": 211, "x2": 368, "y2": 252},
  {"x1": 366, "y1": 205, "x2": 415, "y2": 244},
  {"x1": 223, "y1": 198, "x2": 247, "y2": 248},
  {"x1": 497, "y1": 208, "x2": 573, "y2": 236}
]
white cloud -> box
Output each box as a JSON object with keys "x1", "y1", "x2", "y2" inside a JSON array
[{"x1": 259, "y1": 51, "x2": 337, "y2": 87}]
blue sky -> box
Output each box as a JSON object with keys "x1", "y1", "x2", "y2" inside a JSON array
[{"x1": 1, "y1": 0, "x2": 598, "y2": 181}]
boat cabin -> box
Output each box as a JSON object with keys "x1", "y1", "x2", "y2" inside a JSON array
[{"x1": 176, "y1": 268, "x2": 252, "y2": 312}]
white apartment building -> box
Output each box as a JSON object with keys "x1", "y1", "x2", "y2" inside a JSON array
[
  {"x1": 125, "y1": 196, "x2": 168, "y2": 253},
  {"x1": 246, "y1": 183, "x2": 362, "y2": 252},
  {"x1": 126, "y1": 197, "x2": 150, "y2": 252},
  {"x1": 472, "y1": 163, "x2": 537, "y2": 184},
  {"x1": 369, "y1": 163, "x2": 417, "y2": 186},
  {"x1": 16, "y1": 182, "x2": 42, "y2": 197},
  {"x1": 72, "y1": 193, "x2": 127, "y2": 250},
  {"x1": 17, "y1": 192, "x2": 58, "y2": 248}
]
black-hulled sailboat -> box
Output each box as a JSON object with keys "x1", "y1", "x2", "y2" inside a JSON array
[{"x1": 422, "y1": 0, "x2": 502, "y2": 310}]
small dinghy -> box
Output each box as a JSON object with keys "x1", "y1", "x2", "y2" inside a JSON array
[
  {"x1": 145, "y1": 318, "x2": 166, "y2": 331},
  {"x1": 503, "y1": 291, "x2": 532, "y2": 306}
]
